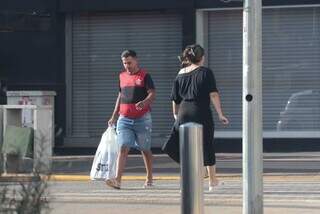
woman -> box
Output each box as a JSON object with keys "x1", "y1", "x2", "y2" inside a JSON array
[{"x1": 163, "y1": 44, "x2": 229, "y2": 192}]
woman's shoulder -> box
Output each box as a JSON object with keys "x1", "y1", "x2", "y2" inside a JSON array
[
  {"x1": 177, "y1": 66, "x2": 203, "y2": 76},
  {"x1": 199, "y1": 66, "x2": 212, "y2": 72},
  {"x1": 199, "y1": 67, "x2": 214, "y2": 77},
  {"x1": 177, "y1": 68, "x2": 186, "y2": 75}
]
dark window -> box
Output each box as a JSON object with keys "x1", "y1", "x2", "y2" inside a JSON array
[{"x1": 0, "y1": 11, "x2": 52, "y2": 32}]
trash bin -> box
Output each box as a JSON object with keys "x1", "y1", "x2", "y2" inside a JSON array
[
  {"x1": 2, "y1": 105, "x2": 53, "y2": 173},
  {"x1": 2, "y1": 125, "x2": 33, "y2": 173},
  {"x1": 2, "y1": 125, "x2": 33, "y2": 158}
]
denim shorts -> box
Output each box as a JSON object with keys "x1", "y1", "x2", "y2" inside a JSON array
[{"x1": 116, "y1": 113, "x2": 152, "y2": 151}]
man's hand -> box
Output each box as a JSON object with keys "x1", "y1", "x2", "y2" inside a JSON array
[
  {"x1": 135, "y1": 101, "x2": 146, "y2": 111},
  {"x1": 108, "y1": 116, "x2": 117, "y2": 127}
]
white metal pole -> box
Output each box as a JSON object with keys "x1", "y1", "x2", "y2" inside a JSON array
[
  {"x1": 180, "y1": 123, "x2": 204, "y2": 214},
  {"x1": 242, "y1": 0, "x2": 264, "y2": 213}
]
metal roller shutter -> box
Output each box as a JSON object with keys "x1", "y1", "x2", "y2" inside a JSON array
[
  {"x1": 208, "y1": 10, "x2": 243, "y2": 132},
  {"x1": 69, "y1": 12, "x2": 182, "y2": 146},
  {"x1": 208, "y1": 7, "x2": 320, "y2": 136}
]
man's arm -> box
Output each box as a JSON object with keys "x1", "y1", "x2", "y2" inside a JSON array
[
  {"x1": 135, "y1": 89, "x2": 155, "y2": 110},
  {"x1": 108, "y1": 92, "x2": 121, "y2": 126}
]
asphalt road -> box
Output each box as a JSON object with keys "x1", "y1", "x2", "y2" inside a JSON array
[{"x1": 51, "y1": 153, "x2": 320, "y2": 175}]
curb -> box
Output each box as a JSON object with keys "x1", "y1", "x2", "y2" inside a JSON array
[
  {"x1": 49, "y1": 175, "x2": 180, "y2": 182},
  {"x1": 1, "y1": 173, "x2": 320, "y2": 182},
  {"x1": 47, "y1": 173, "x2": 320, "y2": 182}
]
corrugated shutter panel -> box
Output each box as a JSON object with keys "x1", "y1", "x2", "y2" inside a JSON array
[
  {"x1": 71, "y1": 12, "x2": 182, "y2": 146},
  {"x1": 208, "y1": 7, "x2": 320, "y2": 133},
  {"x1": 208, "y1": 10, "x2": 243, "y2": 131},
  {"x1": 263, "y1": 8, "x2": 320, "y2": 131}
]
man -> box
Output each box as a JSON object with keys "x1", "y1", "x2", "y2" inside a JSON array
[{"x1": 107, "y1": 50, "x2": 156, "y2": 189}]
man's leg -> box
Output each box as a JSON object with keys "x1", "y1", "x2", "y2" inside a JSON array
[
  {"x1": 116, "y1": 146, "x2": 130, "y2": 184},
  {"x1": 106, "y1": 116, "x2": 134, "y2": 189},
  {"x1": 141, "y1": 150, "x2": 153, "y2": 183},
  {"x1": 134, "y1": 113, "x2": 153, "y2": 185}
]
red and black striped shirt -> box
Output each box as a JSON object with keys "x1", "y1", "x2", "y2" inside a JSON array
[{"x1": 119, "y1": 69, "x2": 155, "y2": 118}]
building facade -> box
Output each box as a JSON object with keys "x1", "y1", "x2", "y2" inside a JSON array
[{"x1": 1, "y1": 0, "x2": 319, "y2": 150}]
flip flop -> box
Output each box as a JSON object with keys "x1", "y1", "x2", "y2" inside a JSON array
[{"x1": 106, "y1": 178, "x2": 121, "y2": 190}]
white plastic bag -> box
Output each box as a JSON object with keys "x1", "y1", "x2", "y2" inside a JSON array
[{"x1": 90, "y1": 127, "x2": 119, "y2": 181}]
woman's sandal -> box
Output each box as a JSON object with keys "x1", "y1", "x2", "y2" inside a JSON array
[
  {"x1": 208, "y1": 180, "x2": 223, "y2": 192},
  {"x1": 106, "y1": 178, "x2": 121, "y2": 190},
  {"x1": 143, "y1": 181, "x2": 154, "y2": 189}
]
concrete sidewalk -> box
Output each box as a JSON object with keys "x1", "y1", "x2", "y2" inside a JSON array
[
  {"x1": 48, "y1": 178, "x2": 320, "y2": 214},
  {"x1": 50, "y1": 203, "x2": 320, "y2": 214},
  {"x1": 2, "y1": 152, "x2": 320, "y2": 214}
]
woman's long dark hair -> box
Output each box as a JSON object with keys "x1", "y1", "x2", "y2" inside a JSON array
[{"x1": 179, "y1": 44, "x2": 205, "y2": 68}]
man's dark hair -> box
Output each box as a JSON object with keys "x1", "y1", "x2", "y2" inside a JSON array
[{"x1": 121, "y1": 50, "x2": 137, "y2": 58}]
